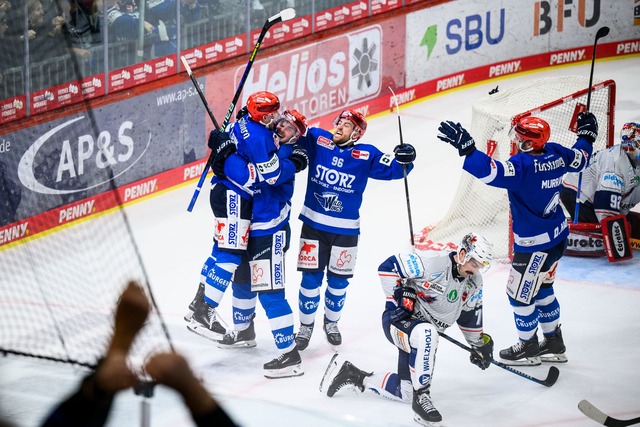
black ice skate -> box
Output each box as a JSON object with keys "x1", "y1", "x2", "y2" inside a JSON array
[
  {"x1": 216, "y1": 314, "x2": 256, "y2": 349},
  {"x1": 184, "y1": 282, "x2": 205, "y2": 322},
  {"x1": 323, "y1": 317, "x2": 342, "y2": 347},
  {"x1": 325, "y1": 360, "x2": 372, "y2": 397},
  {"x1": 499, "y1": 337, "x2": 541, "y2": 366},
  {"x1": 263, "y1": 347, "x2": 303, "y2": 379},
  {"x1": 187, "y1": 300, "x2": 226, "y2": 341},
  {"x1": 538, "y1": 325, "x2": 568, "y2": 363},
  {"x1": 295, "y1": 322, "x2": 314, "y2": 351},
  {"x1": 412, "y1": 387, "x2": 442, "y2": 426}
]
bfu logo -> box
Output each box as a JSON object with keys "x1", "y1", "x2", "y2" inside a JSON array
[{"x1": 534, "y1": 0, "x2": 602, "y2": 35}]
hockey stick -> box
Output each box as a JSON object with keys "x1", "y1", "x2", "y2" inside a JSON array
[
  {"x1": 181, "y1": 56, "x2": 220, "y2": 129},
  {"x1": 578, "y1": 399, "x2": 640, "y2": 427},
  {"x1": 186, "y1": 8, "x2": 297, "y2": 212},
  {"x1": 574, "y1": 26, "x2": 610, "y2": 224},
  {"x1": 439, "y1": 332, "x2": 560, "y2": 387},
  {"x1": 389, "y1": 87, "x2": 415, "y2": 247}
]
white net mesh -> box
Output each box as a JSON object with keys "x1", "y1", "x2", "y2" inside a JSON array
[{"x1": 423, "y1": 76, "x2": 615, "y2": 258}]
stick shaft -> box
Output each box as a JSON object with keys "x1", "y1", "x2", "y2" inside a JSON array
[{"x1": 186, "y1": 10, "x2": 291, "y2": 211}]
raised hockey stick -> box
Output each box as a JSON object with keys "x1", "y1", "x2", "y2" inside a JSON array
[
  {"x1": 389, "y1": 87, "x2": 415, "y2": 247},
  {"x1": 181, "y1": 56, "x2": 220, "y2": 129},
  {"x1": 574, "y1": 26, "x2": 610, "y2": 224},
  {"x1": 439, "y1": 332, "x2": 560, "y2": 387},
  {"x1": 578, "y1": 399, "x2": 640, "y2": 426},
  {"x1": 186, "y1": 8, "x2": 297, "y2": 212}
]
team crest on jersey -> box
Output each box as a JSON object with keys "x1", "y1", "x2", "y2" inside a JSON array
[
  {"x1": 351, "y1": 149, "x2": 370, "y2": 160},
  {"x1": 317, "y1": 135, "x2": 334, "y2": 149},
  {"x1": 314, "y1": 192, "x2": 343, "y2": 212}
]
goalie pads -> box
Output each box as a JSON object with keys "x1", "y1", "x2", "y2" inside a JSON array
[
  {"x1": 601, "y1": 214, "x2": 633, "y2": 262},
  {"x1": 565, "y1": 222, "x2": 606, "y2": 257}
]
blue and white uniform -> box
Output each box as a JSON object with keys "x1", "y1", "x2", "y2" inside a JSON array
[
  {"x1": 463, "y1": 138, "x2": 592, "y2": 340},
  {"x1": 295, "y1": 127, "x2": 413, "y2": 327}
]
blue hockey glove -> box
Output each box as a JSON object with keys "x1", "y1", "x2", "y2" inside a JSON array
[
  {"x1": 469, "y1": 333, "x2": 494, "y2": 370},
  {"x1": 437, "y1": 121, "x2": 476, "y2": 156},
  {"x1": 389, "y1": 286, "x2": 416, "y2": 323},
  {"x1": 577, "y1": 112, "x2": 598, "y2": 143},
  {"x1": 394, "y1": 144, "x2": 416, "y2": 164},
  {"x1": 208, "y1": 129, "x2": 236, "y2": 178},
  {"x1": 290, "y1": 147, "x2": 309, "y2": 173}
]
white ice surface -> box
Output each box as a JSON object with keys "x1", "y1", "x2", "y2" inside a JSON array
[{"x1": 1, "y1": 57, "x2": 639, "y2": 427}]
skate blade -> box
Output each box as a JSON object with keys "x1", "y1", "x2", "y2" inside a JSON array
[
  {"x1": 413, "y1": 413, "x2": 442, "y2": 426},
  {"x1": 499, "y1": 356, "x2": 541, "y2": 366},
  {"x1": 183, "y1": 311, "x2": 194, "y2": 322},
  {"x1": 263, "y1": 364, "x2": 304, "y2": 379},
  {"x1": 540, "y1": 353, "x2": 568, "y2": 363},
  {"x1": 319, "y1": 353, "x2": 340, "y2": 394},
  {"x1": 186, "y1": 321, "x2": 225, "y2": 341},
  {"x1": 216, "y1": 339, "x2": 257, "y2": 349}
]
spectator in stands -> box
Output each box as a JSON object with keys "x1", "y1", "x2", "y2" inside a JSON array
[
  {"x1": 40, "y1": 281, "x2": 237, "y2": 427},
  {"x1": 64, "y1": 0, "x2": 101, "y2": 49}
]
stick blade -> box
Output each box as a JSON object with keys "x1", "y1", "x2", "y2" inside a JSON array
[
  {"x1": 578, "y1": 399, "x2": 608, "y2": 424},
  {"x1": 279, "y1": 8, "x2": 296, "y2": 21},
  {"x1": 543, "y1": 366, "x2": 560, "y2": 387},
  {"x1": 596, "y1": 26, "x2": 610, "y2": 39}
]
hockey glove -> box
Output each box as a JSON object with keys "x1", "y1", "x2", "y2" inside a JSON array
[
  {"x1": 389, "y1": 286, "x2": 417, "y2": 323},
  {"x1": 437, "y1": 121, "x2": 476, "y2": 157},
  {"x1": 394, "y1": 144, "x2": 416, "y2": 164},
  {"x1": 469, "y1": 333, "x2": 494, "y2": 370},
  {"x1": 290, "y1": 147, "x2": 309, "y2": 173},
  {"x1": 577, "y1": 112, "x2": 598, "y2": 143},
  {"x1": 236, "y1": 106, "x2": 249, "y2": 121},
  {"x1": 208, "y1": 129, "x2": 236, "y2": 178}
]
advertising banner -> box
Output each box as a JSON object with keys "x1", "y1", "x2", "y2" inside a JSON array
[
  {"x1": 405, "y1": 0, "x2": 640, "y2": 87},
  {"x1": 206, "y1": 16, "x2": 407, "y2": 130},
  {"x1": 0, "y1": 79, "x2": 205, "y2": 234}
]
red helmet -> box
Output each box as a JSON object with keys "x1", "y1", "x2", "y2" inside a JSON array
[
  {"x1": 277, "y1": 109, "x2": 308, "y2": 144},
  {"x1": 621, "y1": 122, "x2": 640, "y2": 163},
  {"x1": 333, "y1": 109, "x2": 367, "y2": 143},
  {"x1": 247, "y1": 91, "x2": 280, "y2": 124},
  {"x1": 511, "y1": 116, "x2": 550, "y2": 151}
]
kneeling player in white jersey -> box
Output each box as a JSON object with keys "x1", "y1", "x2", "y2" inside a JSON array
[{"x1": 321, "y1": 233, "x2": 494, "y2": 426}]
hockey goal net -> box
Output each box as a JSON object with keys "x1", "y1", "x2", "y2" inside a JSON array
[{"x1": 416, "y1": 76, "x2": 616, "y2": 259}]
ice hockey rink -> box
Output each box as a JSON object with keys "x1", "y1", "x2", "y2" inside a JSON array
[{"x1": 1, "y1": 56, "x2": 639, "y2": 427}]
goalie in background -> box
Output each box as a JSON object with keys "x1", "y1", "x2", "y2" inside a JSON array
[
  {"x1": 320, "y1": 233, "x2": 494, "y2": 426},
  {"x1": 560, "y1": 122, "x2": 640, "y2": 261},
  {"x1": 437, "y1": 113, "x2": 597, "y2": 366}
]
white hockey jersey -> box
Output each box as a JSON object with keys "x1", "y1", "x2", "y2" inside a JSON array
[
  {"x1": 562, "y1": 145, "x2": 640, "y2": 221},
  {"x1": 378, "y1": 251, "x2": 484, "y2": 346}
]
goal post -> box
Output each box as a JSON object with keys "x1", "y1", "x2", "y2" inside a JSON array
[{"x1": 417, "y1": 76, "x2": 616, "y2": 259}]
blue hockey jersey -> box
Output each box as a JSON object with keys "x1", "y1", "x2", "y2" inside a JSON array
[
  {"x1": 296, "y1": 127, "x2": 413, "y2": 235},
  {"x1": 463, "y1": 139, "x2": 593, "y2": 252},
  {"x1": 212, "y1": 116, "x2": 297, "y2": 237}
]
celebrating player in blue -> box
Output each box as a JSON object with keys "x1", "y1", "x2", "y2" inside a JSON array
[
  {"x1": 437, "y1": 112, "x2": 598, "y2": 365},
  {"x1": 293, "y1": 109, "x2": 416, "y2": 351}
]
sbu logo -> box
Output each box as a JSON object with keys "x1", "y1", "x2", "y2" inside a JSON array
[{"x1": 534, "y1": 0, "x2": 601, "y2": 35}]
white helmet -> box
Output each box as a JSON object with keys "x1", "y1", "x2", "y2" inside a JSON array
[{"x1": 458, "y1": 232, "x2": 493, "y2": 272}]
